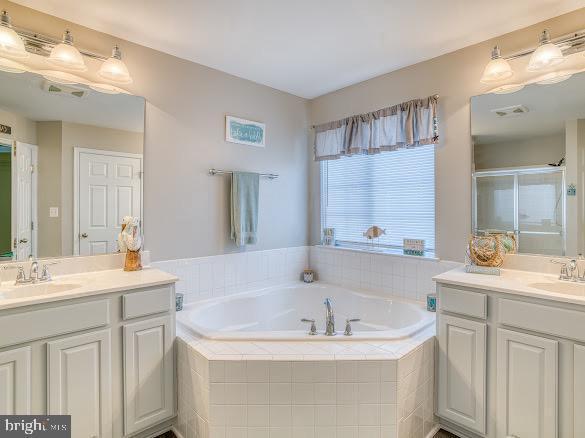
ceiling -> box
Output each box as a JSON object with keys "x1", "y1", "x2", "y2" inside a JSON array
[
  {"x1": 0, "y1": 71, "x2": 145, "y2": 132},
  {"x1": 11, "y1": 0, "x2": 585, "y2": 98},
  {"x1": 471, "y1": 71, "x2": 585, "y2": 144}
]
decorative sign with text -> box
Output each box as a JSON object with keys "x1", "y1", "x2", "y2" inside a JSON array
[
  {"x1": 0, "y1": 124, "x2": 12, "y2": 135},
  {"x1": 225, "y1": 116, "x2": 265, "y2": 147}
]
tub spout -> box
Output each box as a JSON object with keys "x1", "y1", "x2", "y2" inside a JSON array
[{"x1": 324, "y1": 298, "x2": 335, "y2": 336}]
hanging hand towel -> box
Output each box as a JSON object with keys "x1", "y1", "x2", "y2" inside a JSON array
[{"x1": 230, "y1": 171, "x2": 260, "y2": 246}]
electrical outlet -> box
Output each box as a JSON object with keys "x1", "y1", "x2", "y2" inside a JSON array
[{"x1": 49, "y1": 207, "x2": 59, "y2": 218}]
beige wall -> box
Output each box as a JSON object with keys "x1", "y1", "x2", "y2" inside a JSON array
[
  {"x1": 309, "y1": 9, "x2": 585, "y2": 262},
  {"x1": 36, "y1": 122, "x2": 62, "y2": 257},
  {"x1": 474, "y1": 132, "x2": 566, "y2": 170},
  {"x1": 0, "y1": 0, "x2": 310, "y2": 262},
  {"x1": 0, "y1": 107, "x2": 37, "y2": 144}
]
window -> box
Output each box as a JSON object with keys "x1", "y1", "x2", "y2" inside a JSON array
[{"x1": 320, "y1": 145, "x2": 435, "y2": 253}]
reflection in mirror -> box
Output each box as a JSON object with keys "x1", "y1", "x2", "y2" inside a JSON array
[
  {"x1": 471, "y1": 73, "x2": 585, "y2": 256},
  {"x1": 0, "y1": 70, "x2": 145, "y2": 261}
]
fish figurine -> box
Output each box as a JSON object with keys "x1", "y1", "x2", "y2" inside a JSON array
[{"x1": 363, "y1": 226, "x2": 386, "y2": 240}]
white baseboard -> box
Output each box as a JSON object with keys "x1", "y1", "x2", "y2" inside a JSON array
[
  {"x1": 425, "y1": 424, "x2": 441, "y2": 438},
  {"x1": 171, "y1": 426, "x2": 185, "y2": 438}
]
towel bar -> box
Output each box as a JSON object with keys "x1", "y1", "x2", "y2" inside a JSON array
[{"x1": 209, "y1": 168, "x2": 279, "y2": 179}]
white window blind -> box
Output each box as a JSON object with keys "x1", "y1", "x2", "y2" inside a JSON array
[{"x1": 320, "y1": 145, "x2": 435, "y2": 251}]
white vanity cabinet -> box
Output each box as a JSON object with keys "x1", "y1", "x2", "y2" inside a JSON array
[
  {"x1": 0, "y1": 280, "x2": 176, "y2": 438},
  {"x1": 436, "y1": 280, "x2": 585, "y2": 438}
]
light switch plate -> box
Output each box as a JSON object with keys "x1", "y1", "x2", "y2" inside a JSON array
[{"x1": 49, "y1": 207, "x2": 59, "y2": 218}]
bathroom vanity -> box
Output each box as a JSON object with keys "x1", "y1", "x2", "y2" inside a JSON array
[
  {"x1": 0, "y1": 267, "x2": 178, "y2": 438},
  {"x1": 435, "y1": 267, "x2": 585, "y2": 438}
]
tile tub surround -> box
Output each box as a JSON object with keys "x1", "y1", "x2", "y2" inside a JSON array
[
  {"x1": 310, "y1": 246, "x2": 461, "y2": 302},
  {"x1": 175, "y1": 335, "x2": 436, "y2": 438},
  {"x1": 152, "y1": 247, "x2": 309, "y2": 303}
]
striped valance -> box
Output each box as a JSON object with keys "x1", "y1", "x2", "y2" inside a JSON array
[{"x1": 314, "y1": 95, "x2": 439, "y2": 161}]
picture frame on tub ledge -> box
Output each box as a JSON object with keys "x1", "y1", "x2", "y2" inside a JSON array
[
  {"x1": 225, "y1": 115, "x2": 266, "y2": 147},
  {"x1": 403, "y1": 238, "x2": 425, "y2": 256}
]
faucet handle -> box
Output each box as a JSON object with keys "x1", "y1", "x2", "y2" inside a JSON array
[
  {"x1": 344, "y1": 318, "x2": 360, "y2": 336},
  {"x1": 301, "y1": 318, "x2": 317, "y2": 335},
  {"x1": 551, "y1": 259, "x2": 570, "y2": 280},
  {"x1": 40, "y1": 262, "x2": 58, "y2": 282}
]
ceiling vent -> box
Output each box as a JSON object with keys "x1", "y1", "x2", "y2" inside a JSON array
[
  {"x1": 490, "y1": 104, "x2": 529, "y2": 117},
  {"x1": 41, "y1": 80, "x2": 87, "y2": 98}
]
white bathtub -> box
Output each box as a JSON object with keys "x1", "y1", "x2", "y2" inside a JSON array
[{"x1": 177, "y1": 282, "x2": 434, "y2": 340}]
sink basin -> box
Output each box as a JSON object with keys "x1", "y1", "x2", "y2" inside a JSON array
[
  {"x1": 529, "y1": 281, "x2": 585, "y2": 296},
  {"x1": 0, "y1": 283, "x2": 82, "y2": 299}
]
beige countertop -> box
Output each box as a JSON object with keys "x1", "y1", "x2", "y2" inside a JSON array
[
  {"x1": 0, "y1": 267, "x2": 178, "y2": 311},
  {"x1": 434, "y1": 266, "x2": 585, "y2": 306}
]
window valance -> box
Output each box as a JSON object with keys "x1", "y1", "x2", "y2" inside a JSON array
[{"x1": 313, "y1": 95, "x2": 438, "y2": 161}]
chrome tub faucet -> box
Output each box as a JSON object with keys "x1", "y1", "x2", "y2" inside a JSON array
[{"x1": 324, "y1": 298, "x2": 335, "y2": 336}]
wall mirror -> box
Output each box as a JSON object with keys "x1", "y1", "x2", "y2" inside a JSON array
[
  {"x1": 0, "y1": 70, "x2": 145, "y2": 261},
  {"x1": 471, "y1": 73, "x2": 585, "y2": 256}
]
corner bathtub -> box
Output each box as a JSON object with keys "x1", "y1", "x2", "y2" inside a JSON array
[{"x1": 177, "y1": 282, "x2": 434, "y2": 340}]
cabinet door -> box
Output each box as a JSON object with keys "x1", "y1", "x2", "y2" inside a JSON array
[
  {"x1": 575, "y1": 345, "x2": 585, "y2": 438},
  {"x1": 437, "y1": 314, "x2": 487, "y2": 434},
  {"x1": 123, "y1": 315, "x2": 174, "y2": 436},
  {"x1": 0, "y1": 346, "x2": 31, "y2": 414},
  {"x1": 47, "y1": 329, "x2": 112, "y2": 438},
  {"x1": 496, "y1": 328, "x2": 558, "y2": 438}
]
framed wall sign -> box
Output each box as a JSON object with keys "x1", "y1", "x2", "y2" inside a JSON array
[
  {"x1": 225, "y1": 116, "x2": 265, "y2": 147},
  {"x1": 0, "y1": 124, "x2": 12, "y2": 135}
]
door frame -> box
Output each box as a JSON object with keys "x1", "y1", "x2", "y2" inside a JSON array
[
  {"x1": 73, "y1": 147, "x2": 143, "y2": 256},
  {"x1": 11, "y1": 141, "x2": 38, "y2": 260}
]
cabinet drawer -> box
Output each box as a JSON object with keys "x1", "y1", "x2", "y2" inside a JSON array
[
  {"x1": 0, "y1": 300, "x2": 110, "y2": 348},
  {"x1": 499, "y1": 298, "x2": 585, "y2": 343},
  {"x1": 439, "y1": 286, "x2": 487, "y2": 319},
  {"x1": 122, "y1": 286, "x2": 173, "y2": 320}
]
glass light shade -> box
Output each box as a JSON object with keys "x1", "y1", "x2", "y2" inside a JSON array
[
  {"x1": 0, "y1": 11, "x2": 28, "y2": 59},
  {"x1": 39, "y1": 69, "x2": 85, "y2": 85},
  {"x1": 0, "y1": 57, "x2": 27, "y2": 73},
  {"x1": 89, "y1": 82, "x2": 130, "y2": 95},
  {"x1": 527, "y1": 31, "x2": 564, "y2": 72},
  {"x1": 488, "y1": 83, "x2": 525, "y2": 94},
  {"x1": 48, "y1": 31, "x2": 87, "y2": 72},
  {"x1": 480, "y1": 57, "x2": 513, "y2": 83},
  {"x1": 98, "y1": 46, "x2": 132, "y2": 84},
  {"x1": 533, "y1": 69, "x2": 576, "y2": 85}
]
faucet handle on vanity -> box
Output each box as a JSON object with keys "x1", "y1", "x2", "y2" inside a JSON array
[
  {"x1": 40, "y1": 261, "x2": 58, "y2": 282},
  {"x1": 551, "y1": 259, "x2": 570, "y2": 280},
  {"x1": 301, "y1": 318, "x2": 318, "y2": 335},
  {"x1": 344, "y1": 318, "x2": 360, "y2": 336}
]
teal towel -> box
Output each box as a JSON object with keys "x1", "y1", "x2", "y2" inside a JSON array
[{"x1": 230, "y1": 171, "x2": 259, "y2": 246}]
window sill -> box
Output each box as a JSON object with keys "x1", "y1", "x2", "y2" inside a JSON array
[{"x1": 315, "y1": 244, "x2": 439, "y2": 261}]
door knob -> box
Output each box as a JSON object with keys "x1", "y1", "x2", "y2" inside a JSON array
[
  {"x1": 19, "y1": 238, "x2": 28, "y2": 243},
  {"x1": 80, "y1": 233, "x2": 88, "y2": 239}
]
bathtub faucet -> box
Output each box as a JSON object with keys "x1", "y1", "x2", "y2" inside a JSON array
[{"x1": 324, "y1": 298, "x2": 335, "y2": 336}]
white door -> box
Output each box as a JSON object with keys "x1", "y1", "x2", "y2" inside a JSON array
[
  {"x1": 496, "y1": 328, "x2": 558, "y2": 438},
  {"x1": 47, "y1": 329, "x2": 112, "y2": 438},
  {"x1": 13, "y1": 141, "x2": 37, "y2": 261},
  {"x1": 76, "y1": 149, "x2": 142, "y2": 256},
  {"x1": 437, "y1": 314, "x2": 486, "y2": 434},
  {"x1": 0, "y1": 346, "x2": 31, "y2": 414},
  {"x1": 123, "y1": 315, "x2": 174, "y2": 435}
]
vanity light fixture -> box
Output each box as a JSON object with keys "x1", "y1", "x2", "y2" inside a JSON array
[
  {"x1": 480, "y1": 45, "x2": 513, "y2": 84},
  {"x1": 48, "y1": 30, "x2": 87, "y2": 72},
  {"x1": 98, "y1": 45, "x2": 133, "y2": 84},
  {"x1": 488, "y1": 83, "x2": 525, "y2": 94},
  {"x1": 532, "y1": 69, "x2": 577, "y2": 85},
  {"x1": 527, "y1": 29, "x2": 565, "y2": 72},
  {"x1": 38, "y1": 69, "x2": 87, "y2": 86},
  {"x1": 0, "y1": 10, "x2": 28, "y2": 59}
]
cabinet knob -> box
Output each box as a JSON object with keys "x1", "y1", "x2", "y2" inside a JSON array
[
  {"x1": 80, "y1": 233, "x2": 88, "y2": 239},
  {"x1": 19, "y1": 238, "x2": 28, "y2": 243}
]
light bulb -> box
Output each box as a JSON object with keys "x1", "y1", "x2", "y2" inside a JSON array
[
  {"x1": 480, "y1": 46, "x2": 513, "y2": 84},
  {"x1": 0, "y1": 10, "x2": 28, "y2": 59},
  {"x1": 98, "y1": 46, "x2": 132, "y2": 84},
  {"x1": 48, "y1": 30, "x2": 87, "y2": 72},
  {"x1": 527, "y1": 30, "x2": 564, "y2": 72}
]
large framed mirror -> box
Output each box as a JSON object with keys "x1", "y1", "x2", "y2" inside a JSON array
[
  {"x1": 471, "y1": 73, "x2": 585, "y2": 256},
  {"x1": 0, "y1": 70, "x2": 145, "y2": 261}
]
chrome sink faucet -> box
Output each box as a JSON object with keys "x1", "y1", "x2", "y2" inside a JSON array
[
  {"x1": 324, "y1": 298, "x2": 335, "y2": 336},
  {"x1": 551, "y1": 258, "x2": 583, "y2": 282}
]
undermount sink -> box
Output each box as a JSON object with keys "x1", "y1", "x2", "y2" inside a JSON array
[
  {"x1": 529, "y1": 281, "x2": 585, "y2": 296},
  {"x1": 0, "y1": 283, "x2": 82, "y2": 299}
]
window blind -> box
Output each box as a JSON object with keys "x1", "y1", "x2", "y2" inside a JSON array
[{"x1": 321, "y1": 145, "x2": 435, "y2": 251}]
